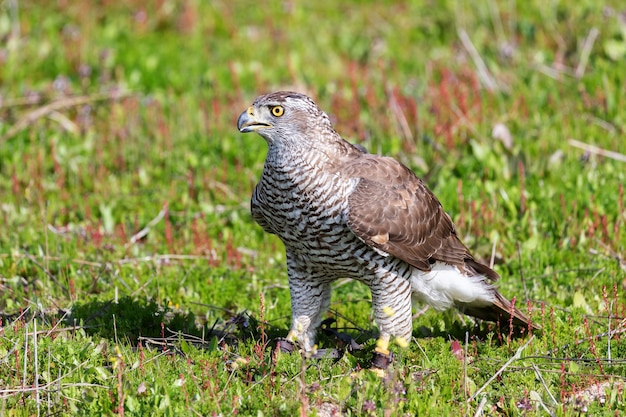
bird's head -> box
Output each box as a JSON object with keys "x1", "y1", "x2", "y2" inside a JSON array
[{"x1": 237, "y1": 91, "x2": 335, "y2": 147}]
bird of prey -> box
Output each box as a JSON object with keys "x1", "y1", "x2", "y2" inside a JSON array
[{"x1": 237, "y1": 91, "x2": 537, "y2": 364}]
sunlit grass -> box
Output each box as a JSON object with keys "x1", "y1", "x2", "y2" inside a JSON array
[{"x1": 1, "y1": 0, "x2": 625, "y2": 415}]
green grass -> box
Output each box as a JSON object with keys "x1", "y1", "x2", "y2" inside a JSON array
[{"x1": 1, "y1": 0, "x2": 625, "y2": 415}]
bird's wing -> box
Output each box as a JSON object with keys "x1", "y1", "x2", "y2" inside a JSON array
[{"x1": 343, "y1": 155, "x2": 496, "y2": 279}]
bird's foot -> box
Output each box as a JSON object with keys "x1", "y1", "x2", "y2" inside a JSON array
[
  {"x1": 369, "y1": 336, "x2": 393, "y2": 375},
  {"x1": 275, "y1": 338, "x2": 343, "y2": 359},
  {"x1": 276, "y1": 338, "x2": 297, "y2": 353},
  {"x1": 371, "y1": 349, "x2": 393, "y2": 371}
]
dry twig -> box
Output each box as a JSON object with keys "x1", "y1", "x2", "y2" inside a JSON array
[
  {"x1": 125, "y1": 204, "x2": 168, "y2": 249},
  {"x1": 457, "y1": 29, "x2": 498, "y2": 91},
  {"x1": 0, "y1": 91, "x2": 132, "y2": 142},
  {"x1": 575, "y1": 28, "x2": 599, "y2": 79},
  {"x1": 568, "y1": 139, "x2": 626, "y2": 163},
  {"x1": 469, "y1": 335, "x2": 535, "y2": 402}
]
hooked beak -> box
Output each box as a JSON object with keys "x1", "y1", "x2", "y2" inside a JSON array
[{"x1": 237, "y1": 106, "x2": 271, "y2": 133}]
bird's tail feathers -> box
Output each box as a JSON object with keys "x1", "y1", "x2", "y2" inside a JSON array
[{"x1": 457, "y1": 291, "x2": 540, "y2": 330}]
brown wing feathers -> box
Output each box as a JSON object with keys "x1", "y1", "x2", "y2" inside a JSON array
[
  {"x1": 345, "y1": 155, "x2": 471, "y2": 272},
  {"x1": 344, "y1": 154, "x2": 538, "y2": 329}
]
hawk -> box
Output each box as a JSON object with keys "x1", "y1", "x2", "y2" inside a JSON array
[{"x1": 237, "y1": 91, "x2": 536, "y2": 363}]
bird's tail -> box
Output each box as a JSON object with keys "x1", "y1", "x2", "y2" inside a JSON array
[
  {"x1": 457, "y1": 258, "x2": 540, "y2": 330},
  {"x1": 457, "y1": 291, "x2": 541, "y2": 330}
]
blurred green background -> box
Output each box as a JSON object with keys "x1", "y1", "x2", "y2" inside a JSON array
[{"x1": 0, "y1": 1, "x2": 625, "y2": 415}]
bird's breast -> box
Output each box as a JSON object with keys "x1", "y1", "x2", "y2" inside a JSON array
[
  {"x1": 250, "y1": 160, "x2": 418, "y2": 284},
  {"x1": 251, "y1": 161, "x2": 356, "y2": 250}
]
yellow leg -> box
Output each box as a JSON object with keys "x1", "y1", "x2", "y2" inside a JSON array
[
  {"x1": 375, "y1": 336, "x2": 390, "y2": 356},
  {"x1": 286, "y1": 330, "x2": 297, "y2": 342},
  {"x1": 371, "y1": 334, "x2": 393, "y2": 374}
]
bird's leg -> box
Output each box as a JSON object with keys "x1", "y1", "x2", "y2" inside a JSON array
[
  {"x1": 375, "y1": 334, "x2": 391, "y2": 356},
  {"x1": 371, "y1": 334, "x2": 393, "y2": 371},
  {"x1": 285, "y1": 276, "x2": 331, "y2": 354},
  {"x1": 370, "y1": 279, "x2": 413, "y2": 370}
]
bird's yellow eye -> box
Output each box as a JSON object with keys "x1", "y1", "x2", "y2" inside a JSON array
[{"x1": 270, "y1": 106, "x2": 284, "y2": 117}]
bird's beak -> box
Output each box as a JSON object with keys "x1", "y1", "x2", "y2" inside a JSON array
[{"x1": 237, "y1": 106, "x2": 271, "y2": 133}]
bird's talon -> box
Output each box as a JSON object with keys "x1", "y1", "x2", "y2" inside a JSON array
[
  {"x1": 371, "y1": 350, "x2": 393, "y2": 370},
  {"x1": 374, "y1": 346, "x2": 390, "y2": 356},
  {"x1": 276, "y1": 338, "x2": 296, "y2": 353},
  {"x1": 375, "y1": 337, "x2": 390, "y2": 356},
  {"x1": 369, "y1": 367, "x2": 387, "y2": 378}
]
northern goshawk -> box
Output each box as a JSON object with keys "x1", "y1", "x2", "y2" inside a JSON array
[{"x1": 237, "y1": 91, "x2": 536, "y2": 363}]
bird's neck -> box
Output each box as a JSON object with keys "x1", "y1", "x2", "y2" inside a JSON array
[
  {"x1": 265, "y1": 136, "x2": 359, "y2": 174},
  {"x1": 265, "y1": 143, "x2": 326, "y2": 174}
]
